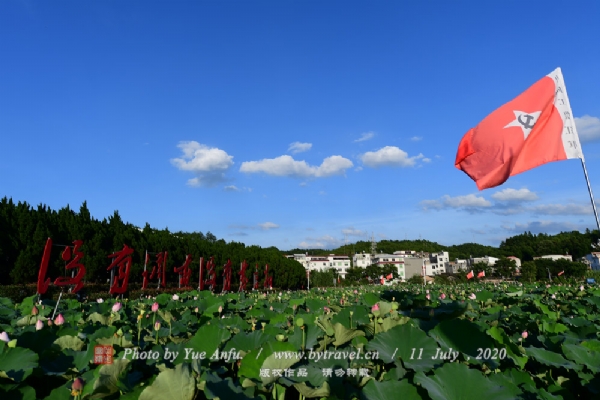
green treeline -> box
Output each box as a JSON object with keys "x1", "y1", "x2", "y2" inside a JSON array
[
  {"x1": 287, "y1": 231, "x2": 600, "y2": 262},
  {"x1": 0, "y1": 197, "x2": 305, "y2": 289}
]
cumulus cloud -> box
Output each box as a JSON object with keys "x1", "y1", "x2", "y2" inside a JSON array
[
  {"x1": 298, "y1": 235, "x2": 342, "y2": 249},
  {"x1": 171, "y1": 141, "x2": 234, "y2": 187},
  {"x1": 240, "y1": 155, "x2": 353, "y2": 178},
  {"x1": 491, "y1": 188, "x2": 538, "y2": 202},
  {"x1": 354, "y1": 132, "x2": 375, "y2": 142},
  {"x1": 420, "y1": 194, "x2": 491, "y2": 211},
  {"x1": 288, "y1": 142, "x2": 312, "y2": 154},
  {"x1": 530, "y1": 203, "x2": 593, "y2": 216},
  {"x1": 360, "y1": 146, "x2": 425, "y2": 168},
  {"x1": 342, "y1": 227, "x2": 365, "y2": 237},
  {"x1": 259, "y1": 222, "x2": 280, "y2": 230},
  {"x1": 575, "y1": 115, "x2": 600, "y2": 143},
  {"x1": 223, "y1": 185, "x2": 240, "y2": 192},
  {"x1": 410, "y1": 136, "x2": 423, "y2": 142}
]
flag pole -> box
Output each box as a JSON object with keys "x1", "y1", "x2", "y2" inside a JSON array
[{"x1": 580, "y1": 159, "x2": 600, "y2": 232}]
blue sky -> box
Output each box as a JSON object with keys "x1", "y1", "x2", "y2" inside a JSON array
[{"x1": 2, "y1": 1, "x2": 600, "y2": 251}]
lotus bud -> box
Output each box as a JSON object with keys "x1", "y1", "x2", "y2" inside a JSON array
[
  {"x1": 172, "y1": 294, "x2": 179, "y2": 301},
  {"x1": 521, "y1": 331, "x2": 528, "y2": 339},
  {"x1": 0, "y1": 332, "x2": 9, "y2": 342},
  {"x1": 32, "y1": 306, "x2": 39, "y2": 316},
  {"x1": 112, "y1": 302, "x2": 122, "y2": 313},
  {"x1": 152, "y1": 302, "x2": 159, "y2": 312},
  {"x1": 55, "y1": 314, "x2": 65, "y2": 326},
  {"x1": 154, "y1": 321, "x2": 161, "y2": 331},
  {"x1": 97, "y1": 298, "x2": 104, "y2": 303},
  {"x1": 36, "y1": 320, "x2": 44, "y2": 330}
]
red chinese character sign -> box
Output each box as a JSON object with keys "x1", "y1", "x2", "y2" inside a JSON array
[
  {"x1": 38, "y1": 238, "x2": 87, "y2": 295},
  {"x1": 264, "y1": 264, "x2": 273, "y2": 290},
  {"x1": 37, "y1": 238, "x2": 53, "y2": 295},
  {"x1": 253, "y1": 263, "x2": 259, "y2": 290},
  {"x1": 198, "y1": 257, "x2": 205, "y2": 291},
  {"x1": 204, "y1": 257, "x2": 216, "y2": 291},
  {"x1": 54, "y1": 240, "x2": 86, "y2": 293},
  {"x1": 239, "y1": 260, "x2": 248, "y2": 292},
  {"x1": 142, "y1": 251, "x2": 168, "y2": 289},
  {"x1": 174, "y1": 254, "x2": 193, "y2": 288},
  {"x1": 222, "y1": 259, "x2": 232, "y2": 293},
  {"x1": 107, "y1": 245, "x2": 134, "y2": 294}
]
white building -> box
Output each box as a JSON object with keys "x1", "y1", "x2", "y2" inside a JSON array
[
  {"x1": 469, "y1": 256, "x2": 499, "y2": 267},
  {"x1": 583, "y1": 253, "x2": 600, "y2": 270},
  {"x1": 446, "y1": 259, "x2": 468, "y2": 274},
  {"x1": 429, "y1": 251, "x2": 449, "y2": 275},
  {"x1": 352, "y1": 252, "x2": 372, "y2": 269},
  {"x1": 372, "y1": 253, "x2": 406, "y2": 280}
]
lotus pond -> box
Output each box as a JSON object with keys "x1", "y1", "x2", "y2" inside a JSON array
[{"x1": 0, "y1": 283, "x2": 599, "y2": 399}]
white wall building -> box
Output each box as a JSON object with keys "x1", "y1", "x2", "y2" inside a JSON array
[
  {"x1": 469, "y1": 256, "x2": 499, "y2": 267},
  {"x1": 352, "y1": 252, "x2": 372, "y2": 269},
  {"x1": 372, "y1": 253, "x2": 406, "y2": 280},
  {"x1": 583, "y1": 253, "x2": 599, "y2": 270}
]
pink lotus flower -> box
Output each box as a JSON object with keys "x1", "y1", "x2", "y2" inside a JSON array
[
  {"x1": 0, "y1": 332, "x2": 9, "y2": 342},
  {"x1": 151, "y1": 302, "x2": 159, "y2": 312},
  {"x1": 72, "y1": 377, "x2": 85, "y2": 391},
  {"x1": 193, "y1": 296, "x2": 198, "y2": 300},
  {"x1": 194, "y1": 307, "x2": 199, "y2": 312},
  {"x1": 580, "y1": 285, "x2": 584, "y2": 291},
  {"x1": 35, "y1": 320, "x2": 44, "y2": 331},
  {"x1": 32, "y1": 306, "x2": 39, "y2": 316},
  {"x1": 371, "y1": 304, "x2": 379, "y2": 312},
  {"x1": 469, "y1": 293, "x2": 476, "y2": 300},
  {"x1": 97, "y1": 298, "x2": 104, "y2": 303},
  {"x1": 522, "y1": 331, "x2": 528, "y2": 339},
  {"x1": 426, "y1": 294, "x2": 431, "y2": 300},
  {"x1": 55, "y1": 314, "x2": 65, "y2": 326},
  {"x1": 439, "y1": 293, "x2": 446, "y2": 300},
  {"x1": 551, "y1": 294, "x2": 556, "y2": 299},
  {"x1": 172, "y1": 294, "x2": 180, "y2": 301},
  {"x1": 112, "y1": 302, "x2": 122, "y2": 313}
]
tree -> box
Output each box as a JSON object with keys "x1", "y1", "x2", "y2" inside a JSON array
[
  {"x1": 520, "y1": 261, "x2": 537, "y2": 282},
  {"x1": 345, "y1": 267, "x2": 365, "y2": 281},
  {"x1": 495, "y1": 257, "x2": 517, "y2": 279}
]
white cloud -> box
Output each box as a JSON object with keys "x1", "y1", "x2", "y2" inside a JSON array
[
  {"x1": 530, "y1": 203, "x2": 593, "y2": 216},
  {"x1": 575, "y1": 115, "x2": 600, "y2": 143},
  {"x1": 491, "y1": 188, "x2": 538, "y2": 202},
  {"x1": 223, "y1": 185, "x2": 240, "y2": 192},
  {"x1": 422, "y1": 158, "x2": 431, "y2": 163},
  {"x1": 288, "y1": 142, "x2": 312, "y2": 154},
  {"x1": 171, "y1": 141, "x2": 234, "y2": 187},
  {"x1": 298, "y1": 235, "x2": 342, "y2": 249},
  {"x1": 342, "y1": 227, "x2": 365, "y2": 236},
  {"x1": 360, "y1": 146, "x2": 425, "y2": 168},
  {"x1": 240, "y1": 155, "x2": 353, "y2": 178},
  {"x1": 410, "y1": 136, "x2": 422, "y2": 141},
  {"x1": 259, "y1": 222, "x2": 280, "y2": 230},
  {"x1": 443, "y1": 194, "x2": 492, "y2": 208},
  {"x1": 354, "y1": 132, "x2": 375, "y2": 142},
  {"x1": 420, "y1": 194, "x2": 491, "y2": 211}
]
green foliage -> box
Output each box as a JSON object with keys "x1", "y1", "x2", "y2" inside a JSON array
[{"x1": 0, "y1": 197, "x2": 305, "y2": 290}]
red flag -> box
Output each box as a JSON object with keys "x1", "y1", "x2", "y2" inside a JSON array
[
  {"x1": 455, "y1": 68, "x2": 583, "y2": 190},
  {"x1": 380, "y1": 278, "x2": 384, "y2": 285},
  {"x1": 477, "y1": 271, "x2": 485, "y2": 278},
  {"x1": 386, "y1": 273, "x2": 393, "y2": 280},
  {"x1": 558, "y1": 270, "x2": 564, "y2": 276},
  {"x1": 467, "y1": 271, "x2": 474, "y2": 280}
]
